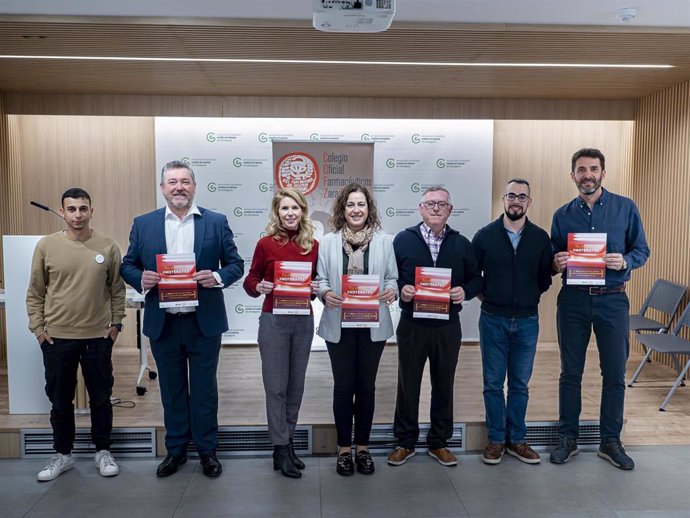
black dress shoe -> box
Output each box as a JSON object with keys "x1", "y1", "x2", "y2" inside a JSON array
[
  {"x1": 288, "y1": 438, "x2": 305, "y2": 470},
  {"x1": 336, "y1": 452, "x2": 354, "y2": 476},
  {"x1": 200, "y1": 453, "x2": 223, "y2": 478},
  {"x1": 156, "y1": 454, "x2": 187, "y2": 477},
  {"x1": 355, "y1": 450, "x2": 375, "y2": 475}
]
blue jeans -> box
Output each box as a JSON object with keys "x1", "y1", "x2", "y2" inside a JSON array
[{"x1": 479, "y1": 310, "x2": 539, "y2": 444}]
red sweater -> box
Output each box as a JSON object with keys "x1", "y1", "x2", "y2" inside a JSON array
[{"x1": 243, "y1": 232, "x2": 319, "y2": 313}]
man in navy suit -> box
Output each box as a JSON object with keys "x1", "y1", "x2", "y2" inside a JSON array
[{"x1": 121, "y1": 160, "x2": 243, "y2": 478}]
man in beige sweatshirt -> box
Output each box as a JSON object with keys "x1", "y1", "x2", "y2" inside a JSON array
[{"x1": 26, "y1": 187, "x2": 126, "y2": 482}]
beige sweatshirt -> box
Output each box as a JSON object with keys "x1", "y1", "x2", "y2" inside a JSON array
[{"x1": 26, "y1": 231, "x2": 126, "y2": 339}]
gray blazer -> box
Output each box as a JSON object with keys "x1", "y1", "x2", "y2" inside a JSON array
[{"x1": 316, "y1": 230, "x2": 399, "y2": 343}]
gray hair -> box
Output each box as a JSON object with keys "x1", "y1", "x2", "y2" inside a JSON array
[
  {"x1": 421, "y1": 185, "x2": 452, "y2": 205},
  {"x1": 160, "y1": 160, "x2": 196, "y2": 184}
]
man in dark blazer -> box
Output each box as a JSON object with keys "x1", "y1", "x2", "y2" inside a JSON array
[{"x1": 121, "y1": 160, "x2": 243, "y2": 478}]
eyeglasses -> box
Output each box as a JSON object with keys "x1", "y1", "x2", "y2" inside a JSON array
[
  {"x1": 421, "y1": 201, "x2": 450, "y2": 210},
  {"x1": 503, "y1": 193, "x2": 530, "y2": 203}
]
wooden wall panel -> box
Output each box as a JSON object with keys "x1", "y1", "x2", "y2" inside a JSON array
[
  {"x1": 3, "y1": 92, "x2": 636, "y2": 121},
  {"x1": 11, "y1": 115, "x2": 156, "y2": 251},
  {"x1": 493, "y1": 120, "x2": 635, "y2": 342},
  {"x1": 631, "y1": 82, "x2": 690, "y2": 368}
]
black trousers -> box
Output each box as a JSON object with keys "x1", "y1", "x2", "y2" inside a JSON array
[
  {"x1": 41, "y1": 337, "x2": 114, "y2": 454},
  {"x1": 394, "y1": 315, "x2": 462, "y2": 450},
  {"x1": 556, "y1": 287, "x2": 630, "y2": 442},
  {"x1": 326, "y1": 328, "x2": 386, "y2": 447}
]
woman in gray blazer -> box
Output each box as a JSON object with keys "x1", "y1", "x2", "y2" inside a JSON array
[{"x1": 317, "y1": 183, "x2": 398, "y2": 476}]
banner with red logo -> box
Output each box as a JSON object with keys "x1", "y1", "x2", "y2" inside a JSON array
[{"x1": 272, "y1": 141, "x2": 375, "y2": 234}]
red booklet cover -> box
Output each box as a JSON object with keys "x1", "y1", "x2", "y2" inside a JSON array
[
  {"x1": 156, "y1": 253, "x2": 199, "y2": 308},
  {"x1": 567, "y1": 233, "x2": 607, "y2": 285},
  {"x1": 341, "y1": 274, "x2": 380, "y2": 328},
  {"x1": 273, "y1": 261, "x2": 312, "y2": 315},
  {"x1": 414, "y1": 266, "x2": 451, "y2": 320}
]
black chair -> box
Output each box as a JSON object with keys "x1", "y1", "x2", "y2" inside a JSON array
[
  {"x1": 627, "y1": 279, "x2": 686, "y2": 387},
  {"x1": 633, "y1": 303, "x2": 690, "y2": 411}
]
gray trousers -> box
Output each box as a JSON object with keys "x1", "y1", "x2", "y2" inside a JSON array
[{"x1": 257, "y1": 312, "x2": 314, "y2": 445}]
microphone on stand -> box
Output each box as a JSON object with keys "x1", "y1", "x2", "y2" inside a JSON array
[{"x1": 30, "y1": 201, "x2": 64, "y2": 221}]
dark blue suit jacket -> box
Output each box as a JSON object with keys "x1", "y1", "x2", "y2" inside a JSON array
[{"x1": 120, "y1": 207, "x2": 244, "y2": 341}]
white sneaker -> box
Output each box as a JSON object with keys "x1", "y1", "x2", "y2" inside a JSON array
[
  {"x1": 37, "y1": 453, "x2": 74, "y2": 481},
  {"x1": 95, "y1": 450, "x2": 120, "y2": 477}
]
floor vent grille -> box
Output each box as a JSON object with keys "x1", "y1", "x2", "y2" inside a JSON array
[
  {"x1": 21, "y1": 428, "x2": 156, "y2": 458},
  {"x1": 187, "y1": 426, "x2": 312, "y2": 457},
  {"x1": 367, "y1": 423, "x2": 465, "y2": 453},
  {"x1": 525, "y1": 421, "x2": 601, "y2": 450}
]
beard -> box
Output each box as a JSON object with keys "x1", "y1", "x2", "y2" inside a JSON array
[
  {"x1": 504, "y1": 205, "x2": 525, "y2": 221},
  {"x1": 576, "y1": 176, "x2": 602, "y2": 195}
]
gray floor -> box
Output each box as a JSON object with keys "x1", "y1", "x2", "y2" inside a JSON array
[{"x1": 1, "y1": 445, "x2": 690, "y2": 518}]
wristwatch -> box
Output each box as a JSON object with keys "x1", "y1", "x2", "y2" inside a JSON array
[{"x1": 112, "y1": 323, "x2": 124, "y2": 332}]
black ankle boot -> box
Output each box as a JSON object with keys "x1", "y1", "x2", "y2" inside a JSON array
[
  {"x1": 288, "y1": 438, "x2": 305, "y2": 470},
  {"x1": 273, "y1": 445, "x2": 301, "y2": 478}
]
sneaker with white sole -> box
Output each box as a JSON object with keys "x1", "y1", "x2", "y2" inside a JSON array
[
  {"x1": 37, "y1": 453, "x2": 74, "y2": 482},
  {"x1": 95, "y1": 450, "x2": 120, "y2": 477}
]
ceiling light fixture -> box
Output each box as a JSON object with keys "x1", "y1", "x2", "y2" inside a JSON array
[{"x1": 0, "y1": 54, "x2": 673, "y2": 69}]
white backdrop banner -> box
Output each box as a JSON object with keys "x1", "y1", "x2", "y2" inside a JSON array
[{"x1": 154, "y1": 118, "x2": 494, "y2": 344}]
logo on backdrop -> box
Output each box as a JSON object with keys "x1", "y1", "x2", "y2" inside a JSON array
[
  {"x1": 275, "y1": 152, "x2": 320, "y2": 195},
  {"x1": 436, "y1": 158, "x2": 470, "y2": 169},
  {"x1": 208, "y1": 182, "x2": 217, "y2": 192}
]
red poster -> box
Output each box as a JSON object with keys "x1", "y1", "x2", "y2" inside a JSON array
[
  {"x1": 273, "y1": 261, "x2": 312, "y2": 315},
  {"x1": 341, "y1": 274, "x2": 380, "y2": 328},
  {"x1": 414, "y1": 266, "x2": 451, "y2": 320},
  {"x1": 567, "y1": 233, "x2": 607, "y2": 285},
  {"x1": 156, "y1": 253, "x2": 199, "y2": 308}
]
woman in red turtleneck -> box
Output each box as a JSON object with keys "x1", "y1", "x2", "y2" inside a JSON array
[{"x1": 243, "y1": 188, "x2": 318, "y2": 479}]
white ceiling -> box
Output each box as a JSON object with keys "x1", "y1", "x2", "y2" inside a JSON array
[{"x1": 2, "y1": 0, "x2": 690, "y2": 27}]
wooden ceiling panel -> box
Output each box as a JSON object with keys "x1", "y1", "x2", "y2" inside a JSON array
[{"x1": 0, "y1": 18, "x2": 689, "y2": 99}]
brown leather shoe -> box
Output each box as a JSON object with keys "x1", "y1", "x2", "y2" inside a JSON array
[
  {"x1": 387, "y1": 447, "x2": 416, "y2": 466},
  {"x1": 506, "y1": 442, "x2": 541, "y2": 464},
  {"x1": 482, "y1": 442, "x2": 505, "y2": 465},
  {"x1": 428, "y1": 447, "x2": 457, "y2": 466}
]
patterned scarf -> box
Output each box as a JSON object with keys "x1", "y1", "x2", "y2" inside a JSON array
[{"x1": 342, "y1": 225, "x2": 374, "y2": 274}]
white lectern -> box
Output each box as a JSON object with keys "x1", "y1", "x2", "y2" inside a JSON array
[{"x1": 3, "y1": 235, "x2": 52, "y2": 414}]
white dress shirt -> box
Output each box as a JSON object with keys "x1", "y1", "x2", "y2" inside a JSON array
[{"x1": 164, "y1": 204, "x2": 201, "y2": 314}]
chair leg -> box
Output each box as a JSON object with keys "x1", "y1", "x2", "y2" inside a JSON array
[
  {"x1": 669, "y1": 354, "x2": 686, "y2": 387},
  {"x1": 628, "y1": 349, "x2": 653, "y2": 387},
  {"x1": 659, "y1": 360, "x2": 690, "y2": 411}
]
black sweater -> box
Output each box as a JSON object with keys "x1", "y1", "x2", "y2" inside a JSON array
[
  {"x1": 471, "y1": 215, "x2": 552, "y2": 318},
  {"x1": 393, "y1": 223, "x2": 482, "y2": 325}
]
